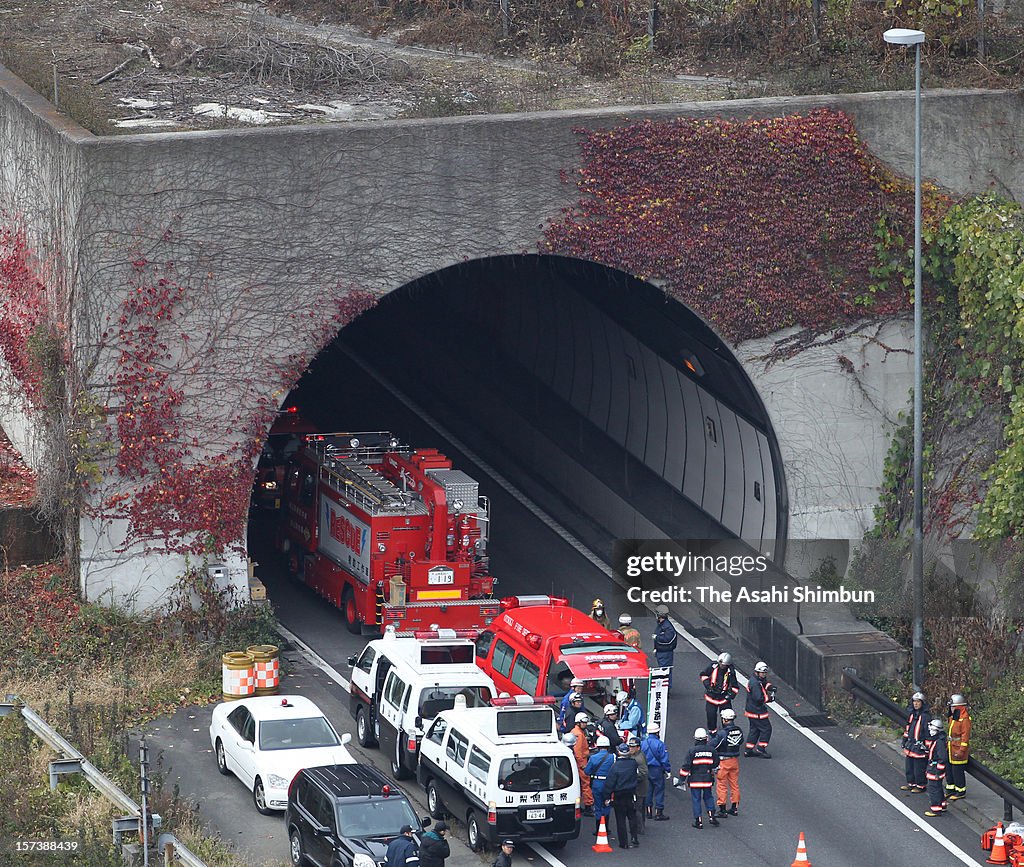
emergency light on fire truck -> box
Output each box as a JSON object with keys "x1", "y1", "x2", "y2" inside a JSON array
[{"x1": 276, "y1": 431, "x2": 498, "y2": 634}]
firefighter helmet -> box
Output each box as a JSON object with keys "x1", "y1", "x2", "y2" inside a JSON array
[
  {"x1": 603, "y1": 703, "x2": 618, "y2": 716},
  {"x1": 568, "y1": 692, "x2": 583, "y2": 704},
  {"x1": 950, "y1": 693, "x2": 966, "y2": 706},
  {"x1": 562, "y1": 733, "x2": 578, "y2": 747},
  {"x1": 616, "y1": 690, "x2": 629, "y2": 704},
  {"x1": 717, "y1": 652, "x2": 732, "y2": 666},
  {"x1": 721, "y1": 708, "x2": 736, "y2": 721},
  {"x1": 575, "y1": 712, "x2": 590, "y2": 725},
  {"x1": 694, "y1": 728, "x2": 708, "y2": 742},
  {"x1": 592, "y1": 598, "x2": 605, "y2": 610},
  {"x1": 618, "y1": 613, "x2": 632, "y2": 626},
  {"x1": 928, "y1": 718, "x2": 943, "y2": 736},
  {"x1": 912, "y1": 691, "x2": 926, "y2": 703},
  {"x1": 595, "y1": 734, "x2": 611, "y2": 748},
  {"x1": 754, "y1": 661, "x2": 769, "y2": 674}
]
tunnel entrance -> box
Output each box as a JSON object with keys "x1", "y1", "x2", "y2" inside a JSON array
[{"x1": 267, "y1": 254, "x2": 786, "y2": 568}]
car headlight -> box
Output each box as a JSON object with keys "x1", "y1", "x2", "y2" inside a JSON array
[
  {"x1": 262, "y1": 480, "x2": 278, "y2": 491},
  {"x1": 353, "y1": 854, "x2": 376, "y2": 867},
  {"x1": 267, "y1": 774, "x2": 290, "y2": 788}
]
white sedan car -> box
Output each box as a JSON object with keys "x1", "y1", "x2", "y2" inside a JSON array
[{"x1": 209, "y1": 695, "x2": 355, "y2": 813}]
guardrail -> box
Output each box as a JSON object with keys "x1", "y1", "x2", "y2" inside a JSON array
[
  {"x1": 157, "y1": 834, "x2": 208, "y2": 867},
  {"x1": 841, "y1": 668, "x2": 1024, "y2": 822},
  {"x1": 0, "y1": 696, "x2": 208, "y2": 866}
]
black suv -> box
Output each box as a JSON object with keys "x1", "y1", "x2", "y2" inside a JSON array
[{"x1": 285, "y1": 764, "x2": 430, "y2": 867}]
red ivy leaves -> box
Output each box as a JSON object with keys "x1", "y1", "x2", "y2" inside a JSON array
[
  {"x1": 542, "y1": 109, "x2": 936, "y2": 343},
  {"x1": 0, "y1": 428, "x2": 36, "y2": 507}
]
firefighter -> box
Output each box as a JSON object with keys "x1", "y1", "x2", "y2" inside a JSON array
[
  {"x1": 617, "y1": 613, "x2": 642, "y2": 650},
  {"x1": 599, "y1": 703, "x2": 624, "y2": 751},
  {"x1": 700, "y1": 652, "x2": 740, "y2": 735},
  {"x1": 676, "y1": 728, "x2": 720, "y2": 829},
  {"x1": 712, "y1": 708, "x2": 744, "y2": 816},
  {"x1": 571, "y1": 713, "x2": 595, "y2": 816},
  {"x1": 559, "y1": 692, "x2": 584, "y2": 736},
  {"x1": 945, "y1": 693, "x2": 971, "y2": 800},
  {"x1": 641, "y1": 723, "x2": 671, "y2": 821},
  {"x1": 558, "y1": 677, "x2": 585, "y2": 723},
  {"x1": 590, "y1": 598, "x2": 611, "y2": 629},
  {"x1": 923, "y1": 718, "x2": 949, "y2": 817},
  {"x1": 584, "y1": 734, "x2": 616, "y2": 834},
  {"x1": 615, "y1": 689, "x2": 645, "y2": 741},
  {"x1": 900, "y1": 691, "x2": 930, "y2": 793},
  {"x1": 605, "y1": 743, "x2": 641, "y2": 848},
  {"x1": 628, "y1": 736, "x2": 649, "y2": 834},
  {"x1": 744, "y1": 660, "x2": 775, "y2": 758},
  {"x1": 652, "y1": 605, "x2": 678, "y2": 690}
]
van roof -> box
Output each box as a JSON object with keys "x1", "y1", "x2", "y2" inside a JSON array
[{"x1": 438, "y1": 706, "x2": 561, "y2": 746}]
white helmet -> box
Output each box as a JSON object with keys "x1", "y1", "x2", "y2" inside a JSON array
[
  {"x1": 595, "y1": 734, "x2": 611, "y2": 748},
  {"x1": 694, "y1": 727, "x2": 708, "y2": 741},
  {"x1": 721, "y1": 708, "x2": 736, "y2": 721},
  {"x1": 718, "y1": 652, "x2": 732, "y2": 666},
  {"x1": 912, "y1": 691, "x2": 926, "y2": 703},
  {"x1": 562, "y1": 732, "x2": 578, "y2": 746},
  {"x1": 619, "y1": 613, "x2": 632, "y2": 625},
  {"x1": 950, "y1": 694, "x2": 966, "y2": 706},
  {"x1": 604, "y1": 703, "x2": 618, "y2": 716},
  {"x1": 575, "y1": 712, "x2": 590, "y2": 724},
  {"x1": 927, "y1": 718, "x2": 943, "y2": 736},
  {"x1": 616, "y1": 690, "x2": 629, "y2": 704},
  {"x1": 754, "y1": 661, "x2": 769, "y2": 674}
]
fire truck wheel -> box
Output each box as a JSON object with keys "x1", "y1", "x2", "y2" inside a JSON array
[
  {"x1": 342, "y1": 589, "x2": 362, "y2": 635},
  {"x1": 426, "y1": 780, "x2": 448, "y2": 819},
  {"x1": 356, "y1": 707, "x2": 378, "y2": 748},
  {"x1": 391, "y1": 733, "x2": 413, "y2": 780}
]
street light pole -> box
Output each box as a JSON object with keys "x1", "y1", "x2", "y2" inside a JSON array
[{"x1": 883, "y1": 27, "x2": 927, "y2": 690}]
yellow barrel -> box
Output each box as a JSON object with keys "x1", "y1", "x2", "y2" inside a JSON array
[
  {"x1": 248, "y1": 644, "x2": 280, "y2": 696},
  {"x1": 222, "y1": 651, "x2": 255, "y2": 701}
]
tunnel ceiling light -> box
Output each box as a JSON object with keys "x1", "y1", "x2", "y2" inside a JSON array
[{"x1": 681, "y1": 352, "x2": 705, "y2": 377}]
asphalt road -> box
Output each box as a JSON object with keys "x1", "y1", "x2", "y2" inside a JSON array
[{"x1": 138, "y1": 344, "x2": 993, "y2": 866}]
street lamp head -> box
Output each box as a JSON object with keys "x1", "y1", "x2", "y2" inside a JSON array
[{"x1": 883, "y1": 27, "x2": 926, "y2": 45}]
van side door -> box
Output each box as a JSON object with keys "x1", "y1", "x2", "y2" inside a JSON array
[{"x1": 378, "y1": 669, "x2": 408, "y2": 755}]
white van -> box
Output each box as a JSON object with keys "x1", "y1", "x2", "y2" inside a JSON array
[
  {"x1": 416, "y1": 697, "x2": 581, "y2": 850},
  {"x1": 348, "y1": 627, "x2": 497, "y2": 780}
]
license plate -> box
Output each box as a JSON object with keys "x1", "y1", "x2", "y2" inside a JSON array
[
  {"x1": 428, "y1": 569, "x2": 455, "y2": 585},
  {"x1": 526, "y1": 809, "x2": 546, "y2": 820}
]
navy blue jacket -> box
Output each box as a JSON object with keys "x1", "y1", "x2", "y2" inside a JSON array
[
  {"x1": 654, "y1": 619, "x2": 678, "y2": 654},
  {"x1": 605, "y1": 756, "x2": 640, "y2": 795}
]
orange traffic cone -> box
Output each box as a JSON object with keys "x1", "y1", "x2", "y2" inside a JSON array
[
  {"x1": 790, "y1": 831, "x2": 812, "y2": 867},
  {"x1": 592, "y1": 816, "x2": 614, "y2": 854},
  {"x1": 988, "y1": 822, "x2": 1009, "y2": 865}
]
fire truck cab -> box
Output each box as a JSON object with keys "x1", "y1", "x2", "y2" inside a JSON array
[
  {"x1": 474, "y1": 596, "x2": 651, "y2": 707},
  {"x1": 252, "y1": 406, "x2": 318, "y2": 511},
  {"x1": 347, "y1": 627, "x2": 498, "y2": 780},
  {"x1": 278, "y1": 431, "x2": 498, "y2": 633}
]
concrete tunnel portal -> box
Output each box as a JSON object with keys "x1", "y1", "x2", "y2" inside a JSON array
[{"x1": 261, "y1": 254, "x2": 788, "y2": 576}]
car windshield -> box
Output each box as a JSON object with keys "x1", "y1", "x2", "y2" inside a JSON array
[
  {"x1": 418, "y1": 686, "x2": 493, "y2": 720},
  {"x1": 559, "y1": 642, "x2": 634, "y2": 655},
  {"x1": 258, "y1": 716, "x2": 341, "y2": 750},
  {"x1": 336, "y1": 798, "x2": 419, "y2": 839},
  {"x1": 498, "y1": 756, "x2": 574, "y2": 792}
]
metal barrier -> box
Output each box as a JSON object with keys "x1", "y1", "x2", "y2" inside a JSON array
[
  {"x1": 157, "y1": 834, "x2": 207, "y2": 867},
  {"x1": 0, "y1": 696, "x2": 208, "y2": 866},
  {"x1": 841, "y1": 668, "x2": 1024, "y2": 822}
]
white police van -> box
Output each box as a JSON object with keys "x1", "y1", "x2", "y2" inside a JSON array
[
  {"x1": 416, "y1": 696, "x2": 581, "y2": 851},
  {"x1": 348, "y1": 626, "x2": 497, "y2": 780}
]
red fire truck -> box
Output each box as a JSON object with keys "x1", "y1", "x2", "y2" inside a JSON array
[
  {"x1": 252, "y1": 406, "x2": 319, "y2": 511},
  {"x1": 278, "y1": 431, "x2": 499, "y2": 633}
]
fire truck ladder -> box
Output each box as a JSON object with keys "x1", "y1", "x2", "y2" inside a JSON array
[{"x1": 310, "y1": 433, "x2": 422, "y2": 515}]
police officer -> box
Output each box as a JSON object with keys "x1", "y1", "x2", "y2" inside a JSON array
[
  {"x1": 744, "y1": 661, "x2": 775, "y2": 758},
  {"x1": 945, "y1": 693, "x2": 971, "y2": 800},
  {"x1": 584, "y1": 734, "x2": 616, "y2": 835},
  {"x1": 598, "y1": 703, "x2": 624, "y2": 751},
  {"x1": 617, "y1": 613, "x2": 642, "y2": 650},
  {"x1": 559, "y1": 692, "x2": 584, "y2": 736},
  {"x1": 712, "y1": 708, "x2": 744, "y2": 816},
  {"x1": 641, "y1": 723, "x2": 671, "y2": 821},
  {"x1": 677, "y1": 728, "x2": 720, "y2": 829},
  {"x1": 700, "y1": 652, "x2": 739, "y2": 735},
  {"x1": 900, "y1": 691, "x2": 929, "y2": 793},
  {"x1": 605, "y1": 743, "x2": 641, "y2": 848},
  {"x1": 385, "y1": 825, "x2": 420, "y2": 867},
  {"x1": 652, "y1": 605, "x2": 678, "y2": 690},
  {"x1": 590, "y1": 598, "x2": 611, "y2": 629},
  {"x1": 615, "y1": 689, "x2": 645, "y2": 741},
  {"x1": 924, "y1": 718, "x2": 949, "y2": 817},
  {"x1": 628, "y1": 736, "x2": 649, "y2": 834},
  {"x1": 491, "y1": 840, "x2": 515, "y2": 867},
  {"x1": 570, "y1": 714, "x2": 595, "y2": 816}
]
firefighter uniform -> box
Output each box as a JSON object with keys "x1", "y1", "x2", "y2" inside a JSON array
[
  {"x1": 900, "y1": 696, "x2": 930, "y2": 792},
  {"x1": 744, "y1": 667, "x2": 775, "y2": 757},
  {"x1": 584, "y1": 746, "x2": 616, "y2": 832},
  {"x1": 571, "y1": 722, "x2": 594, "y2": 813},
  {"x1": 640, "y1": 726, "x2": 671, "y2": 819},
  {"x1": 590, "y1": 598, "x2": 611, "y2": 630},
  {"x1": 700, "y1": 660, "x2": 740, "y2": 734},
  {"x1": 924, "y1": 729, "x2": 949, "y2": 816},
  {"x1": 618, "y1": 623, "x2": 642, "y2": 651},
  {"x1": 711, "y1": 719, "x2": 744, "y2": 814},
  {"x1": 678, "y1": 736, "x2": 720, "y2": 828},
  {"x1": 945, "y1": 697, "x2": 971, "y2": 799}
]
